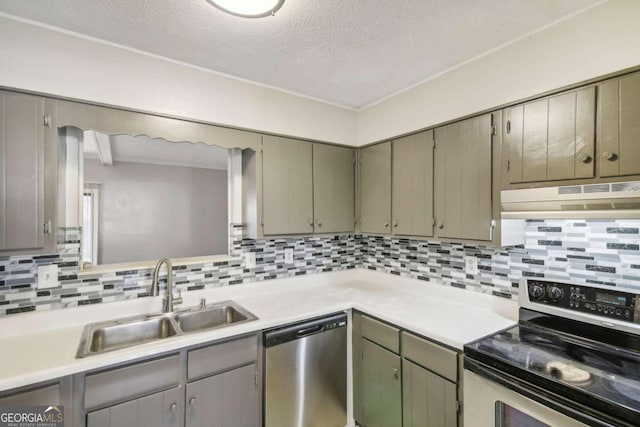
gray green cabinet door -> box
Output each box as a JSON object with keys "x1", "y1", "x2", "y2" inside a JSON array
[
  {"x1": 598, "y1": 71, "x2": 640, "y2": 177},
  {"x1": 313, "y1": 143, "x2": 355, "y2": 233},
  {"x1": 262, "y1": 135, "x2": 314, "y2": 235},
  {"x1": 402, "y1": 359, "x2": 457, "y2": 427},
  {"x1": 392, "y1": 131, "x2": 434, "y2": 237},
  {"x1": 359, "y1": 338, "x2": 402, "y2": 427},
  {"x1": 185, "y1": 364, "x2": 258, "y2": 427},
  {"x1": 506, "y1": 87, "x2": 596, "y2": 183},
  {"x1": 434, "y1": 114, "x2": 493, "y2": 241},
  {"x1": 0, "y1": 91, "x2": 45, "y2": 251},
  {"x1": 359, "y1": 142, "x2": 392, "y2": 235},
  {"x1": 86, "y1": 387, "x2": 180, "y2": 427}
]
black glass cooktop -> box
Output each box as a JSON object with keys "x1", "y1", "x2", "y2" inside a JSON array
[{"x1": 465, "y1": 310, "x2": 640, "y2": 425}]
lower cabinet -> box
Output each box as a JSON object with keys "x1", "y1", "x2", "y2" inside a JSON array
[
  {"x1": 81, "y1": 334, "x2": 260, "y2": 427},
  {"x1": 360, "y1": 339, "x2": 402, "y2": 427},
  {"x1": 403, "y1": 360, "x2": 457, "y2": 427},
  {"x1": 0, "y1": 379, "x2": 72, "y2": 424},
  {"x1": 353, "y1": 312, "x2": 461, "y2": 427},
  {"x1": 185, "y1": 364, "x2": 257, "y2": 427},
  {"x1": 87, "y1": 387, "x2": 180, "y2": 427}
]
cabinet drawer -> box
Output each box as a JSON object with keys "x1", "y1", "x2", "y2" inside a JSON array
[
  {"x1": 188, "y1": 335, "x2": 257, "y2": 381},
  {"x1": 85, "y1": 355, "x2": 180, "y2": 409},
  {"x1": 361, "y1": 314, "x2": 400, "y2": 354},
  {"x1": 401, "y1": 332, "x2": 458, "y2": 382},
  {"x1": 0, "y1": 384, "x2": 60, "y2": 406}
]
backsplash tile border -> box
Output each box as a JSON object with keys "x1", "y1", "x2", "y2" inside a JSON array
[{"x1": 0, "y1": 220, "x2": 638, "y2": 316}]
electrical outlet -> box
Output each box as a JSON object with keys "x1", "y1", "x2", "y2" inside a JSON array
[
  {"x1": 37, "y1": 264, "x2": 59, "y2": 289},
  {"x1": 284, "y1": 248, "x2": 294, "y2": 264},
  {"x1": 464, "y1": 256, "x2": 478, "y2": 275},
  {"x1": 245, "y1": 252, "x2": 256, "y2": 269}
]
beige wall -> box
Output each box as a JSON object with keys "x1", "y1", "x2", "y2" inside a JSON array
[
  {"x1": 84, "y1": 159, "x2": 228, "y2": 264},
  {"x1": 356, "y1": 0, "x2": 640, "y2": 145},
  {"x1": 0, "y1": 15, "x2": 356, "y2": 146},
  {"x1": 2, "y1": 1, "x2": 640, "y2": 147}
]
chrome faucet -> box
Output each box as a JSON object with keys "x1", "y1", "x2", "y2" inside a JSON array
[{"x1": 150, "y1": 258, "x2": 183, "y2": 313}]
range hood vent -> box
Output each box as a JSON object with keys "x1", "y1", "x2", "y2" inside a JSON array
[{"x1": 501, "y1": 181, "x2": 640, "y2": 219}]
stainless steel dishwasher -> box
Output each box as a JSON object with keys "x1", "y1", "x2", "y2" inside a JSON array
[{"x1": 264, "y1": 312, "x2": 347, "y2": 427}]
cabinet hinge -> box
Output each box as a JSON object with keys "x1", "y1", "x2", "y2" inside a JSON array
[
  {"x1": 433, "y1": 139, "x2": 437, "y2": 149},
  {"x1": 506, "y1": 120, "x2": 511, "y2": 134},
  {"x1": 456, "y1": 401, "x2": 462, "y2": 413},
  {"x1": 43, "y1": 114, "x2": 51, "y2": 128},
  {"x1": 491, "y1": 125, "x2": 497, "y2": 136}
]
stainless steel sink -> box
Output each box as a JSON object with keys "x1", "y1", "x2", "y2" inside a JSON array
[
  {"x1": 76, "y1": 301, "x2": 257, "y2": 358},
  {"x1": 174, "y1": 303, "x2": 256, "y2": 333},
  {"x1": 87, "y1": 316, "x2": 177, "y2": 353}
]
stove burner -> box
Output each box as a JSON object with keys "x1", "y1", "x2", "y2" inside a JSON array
[
  {"x1": 602, "y1": 376, "x2": 640, "y2": 405},
  {"x1": 546, "y1": 361, "x2": 592, "y2": 386}
]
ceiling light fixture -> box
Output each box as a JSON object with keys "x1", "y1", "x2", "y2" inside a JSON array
[{"x1": 206, "y1": 0, "x2": 285, "y2": 18}]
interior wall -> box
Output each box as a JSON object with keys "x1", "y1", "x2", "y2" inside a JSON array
[
  {"x1": 0, "y1": 15, "x2": 356, "y2": 146},
  {"x1": 356, "y1": 0, "x2": 640, "y2": 145},
  {"x1": 2, "y1": 1, "x2": 640, "y2": 148},
  {"x1": 84, "y1": 159, "x2": 228, "y2": 264}
]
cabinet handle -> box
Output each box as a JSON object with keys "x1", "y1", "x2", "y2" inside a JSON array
[
  {"x1": 393, "y1": 368, "x2": 399, "y2": 380},
  {"x1": 602, "y1": 151, "x2": 617, "y2": 161},
  {"x1": 316, "y1": 220, "x2": 322, "y2": 227},
  {"x1": 437, "y1": 222, "x2": 444, "y2": 229},
  {"x1": 393, "y1": 220, "x2": 398, "y2": 228},
  {"x1": 189, "y1": 397, "x2": 197, "y2": 407},
  {"x1": 577, "y1": 153, "x2": 592, "y2": 164},
  {"x1": 170, "y1": 403, "x2": 178, "y2": 413},
  {"x1": 384, "y1": 221, "x2": 389, "y2": 228},
  {"x1": 309, "y1": 219, "x2": 314, "y2": 227}
]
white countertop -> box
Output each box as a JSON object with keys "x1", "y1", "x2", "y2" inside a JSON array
[{"x1": 0, "y1": 269, "x2": 517, "y2": 391}]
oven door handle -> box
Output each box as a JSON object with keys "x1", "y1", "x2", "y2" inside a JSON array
[{"x1": 466, "y1": 359, "x2": 623, "y2": 427}]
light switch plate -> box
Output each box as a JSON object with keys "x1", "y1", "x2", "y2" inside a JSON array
[
  {"x1": 464, "y1": 256, "x2": 478, "y2": 275},
  {"x1": 37, "y1": 264, "x2": 59, "y2": 289},
  {"x1": 284, "y1": 248, "x2": 294, "y2": 264},
  {"x1": 245, "y1": 252, "x2": 256, "y2": 269}
]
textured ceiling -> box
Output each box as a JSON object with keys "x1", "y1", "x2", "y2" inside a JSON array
[{"x1": 0, "y1": 0, "x2": 603, "y2": 108}]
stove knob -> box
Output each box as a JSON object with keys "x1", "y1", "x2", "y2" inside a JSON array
[
  {"x1": 530, "y1": 285, "x2": 545, "y2": 300},
  {"x1": 548, "y1": 286, "x2": 563, "y2": 301}
]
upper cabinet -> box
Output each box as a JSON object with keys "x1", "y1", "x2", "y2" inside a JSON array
[
  {"x1": 392, "y1": 131, "x2": 434, "y2": 238},
  {"x1": 598, "y1": 71, "x2": 640, "y2": 178},
  {"x1": 243, "y1": 135, "x2": 355, "y2": 238},
  {"x1": 359, "y1": 142, "x2": 392, "y2": 235},
  {"x1": 434, "y1": 114, "x2": 494, "y2": 241},
  {"x1": 0, "y1": 91, "x2": 56, "y2": 254},
  {"x1": 504, "y1": 86, "x2": 596, "y2": 184},
  {"x1": 313, "y1": 144, "x2": 355, "y2": 233},
  {"x1": 262, "y1": 135, "x2": 314, "y2": 235}
]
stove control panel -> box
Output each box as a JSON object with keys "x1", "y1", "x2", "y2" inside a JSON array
[{"x1": 527, "y1": 280, "x2": 639, "y2": 324}]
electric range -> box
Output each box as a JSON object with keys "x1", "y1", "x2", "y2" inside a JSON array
[{"x1": 464, "y1": 278, "x2": 640, "y2": 427}]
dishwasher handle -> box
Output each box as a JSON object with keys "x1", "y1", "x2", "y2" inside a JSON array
[
  {"x1": 264, "y1": 312, "x2": 347, "y2": 348},
  {"x1": 297, "y1": 324, "x2": 324, "y2": 337}
]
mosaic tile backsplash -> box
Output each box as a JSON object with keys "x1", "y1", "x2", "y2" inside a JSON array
[{"x1": 0, "y1": 220, "x2": 639, "y2": 316}]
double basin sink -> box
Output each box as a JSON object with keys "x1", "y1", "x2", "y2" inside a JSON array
[{"x1": 76, "y1": 300, "x2": 257, "y2": 358}]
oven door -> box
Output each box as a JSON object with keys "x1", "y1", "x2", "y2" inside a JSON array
[{"x1": 464, "y1": 369, "x2": 613, "y2": 427}]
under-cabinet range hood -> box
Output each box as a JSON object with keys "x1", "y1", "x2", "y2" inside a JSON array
[{"x1": 501, "y1": 181, "x2": 640, "y2": 219}]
